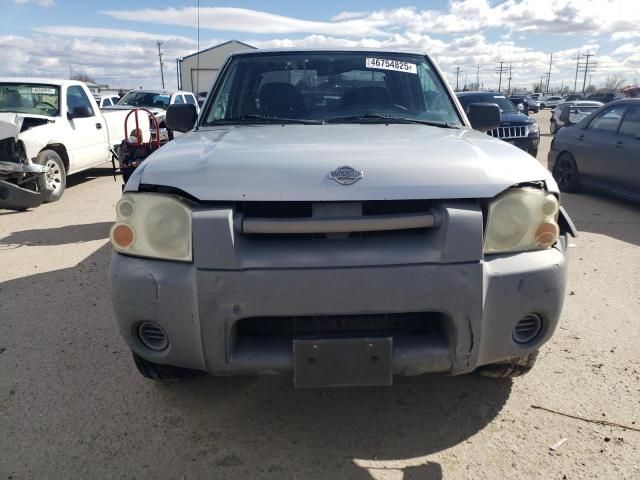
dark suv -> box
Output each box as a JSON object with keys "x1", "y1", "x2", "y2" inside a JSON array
[{"x1": 457, "y1": 92, "x2": 540, "y2": 157}]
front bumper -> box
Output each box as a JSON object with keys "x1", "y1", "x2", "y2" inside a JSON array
[
  {"x1": 111, "y1": 241, "x2": 568, "y2": 377},
  {"x1": 506, "y1": 135, "x2": 539, "y2": 154},
  {"x1": 0, "y1": 180, "x2": 48, "y2": 210},
  {"x1": 0, "y1": 161, "x2": 48, "y2": 210}
]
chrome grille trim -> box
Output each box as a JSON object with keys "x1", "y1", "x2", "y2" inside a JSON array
[{"x1": 487, "y1": 125, "x2": 529, "y2": 139}]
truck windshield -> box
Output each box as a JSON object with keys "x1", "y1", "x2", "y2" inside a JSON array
[
  {"x1": 203, "y1": 52, "x2": 462, "y2": 126},
  {"x1": 118, "y1": 91, "x2": 171, "y2": 109},
  {"x1": 0, "y1": 83, "x2": 60, "y2": 116}
]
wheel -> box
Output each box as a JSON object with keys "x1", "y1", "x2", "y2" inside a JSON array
[
  {"x1": 35, "y1": 149, "x2": 66, "y2": 202},
  {"x1": 550, "y1": 120, "x2": 559, "y2": 134},
  {"x1": 132, "y1": 351, "x2": 197, "y2": 380},
  {"x1": 477, "y1": 352, "x2": 539, "y2": 378},
  {"x1": 539, "y1": 103, "x2": 545, "y2": 109},
  {"x1": 553, "y1": 152, "x2": 581, "y2": 192}
]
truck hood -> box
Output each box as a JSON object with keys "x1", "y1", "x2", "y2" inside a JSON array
[
  {"x1": 129, "y1": 124, "x2": 557, "y2": 201},
  {"x1": 500, "y1": 112, "x2": 534, "y2": 125}
]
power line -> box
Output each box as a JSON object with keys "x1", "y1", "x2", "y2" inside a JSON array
[
  {"x1": 156, "y1": 40, "x2": 165, "y2": 89},
  {"x1": 573, "y1": 50, "x2": 581, "y2": 93},
  {"x1": 454, "y1": 66, "x2": 463, "y2": 91},
  {"x1": 581, "y1": 51, "x2": 596, "y2": 94},
  {"x1": 495, "y1": 61, "x2": 508, "y2": 92},
  {"x1": 546, "y1": 53, "x2": 553, "y2": 93}
]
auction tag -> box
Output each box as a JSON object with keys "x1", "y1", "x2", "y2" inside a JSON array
[
  {"x1": 31, "y1": 87, "x2": 56, "y2": 94},
  {"x1": 366, "y1": 57, "x2": 417, "y2": 74}
]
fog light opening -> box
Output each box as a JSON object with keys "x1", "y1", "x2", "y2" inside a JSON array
[
  {"x1": 513, "y1": 314, "x2": 543, "y2": 344},
  {"x1": 137, "y1": 321, "x2": 169, "y2": 351}
]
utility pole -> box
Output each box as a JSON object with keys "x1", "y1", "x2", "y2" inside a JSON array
[
  {"x1": 476, "y1": 66, "x2": 480, "y2": 90},
  {"x1": 573, "y1": 50, "x2": 581, "y2": 93},
  {"x1": 581, "y1": 51, "x2": 595, "y2": 94},
  {"x1": 464, "y1": 72, "x2": 468, "y2": 90},
  {"x1": 546, "y1": 53, "x2": 553, "y2": 93},
  {"x1": 454, "y1": 66, "x2": 462, "y2": 91},
  {"x1": 507, "y1": 64, "x2": 513, "y2": 95},
  {"x1": 157, "y1": 41, "x2": 165, "y2": 89},
  {"x1": 495, "y1": 61, "x2": 508, "y2": 92}
]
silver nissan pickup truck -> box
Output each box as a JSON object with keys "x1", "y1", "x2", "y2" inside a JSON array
[{"x1": 110, "y1": 49, "x2": 576, "y2": 387}]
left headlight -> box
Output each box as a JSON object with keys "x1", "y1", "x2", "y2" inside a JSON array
[
  {"x1": 528, "y1": 121, "x2": 539, "y2": 134},
  {"x1": 484, "y1": 188, "x2": 559, "y2": 254},
  {"x1": 110, "y1": 193, "x2": 192, "y2": 262}
]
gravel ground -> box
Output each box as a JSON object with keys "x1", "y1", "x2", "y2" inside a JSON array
[{"x1": 1, "y1": 112, "x2": 639, "y2": 479}]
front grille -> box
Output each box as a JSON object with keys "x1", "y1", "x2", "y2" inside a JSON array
[
  {"x1": 235, "y1": 312, "x2": 447, "y2": 339},
  {"x1": 236, "y1": 200, "x2": 436, "y2": 240},
  {"x1": 238, "y1": 200, "x2": 434, "y2": 219},
  {"x1": 487, "y1": 125, "x2": 529, "y2": 139}
]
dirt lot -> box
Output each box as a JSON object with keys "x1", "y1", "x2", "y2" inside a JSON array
[{"x1": 1, "y1": 112, "x2": 639, "y2": 479}]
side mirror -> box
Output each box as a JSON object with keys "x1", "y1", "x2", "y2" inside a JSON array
[
  {"x1": 466, "y1": 103, "x2": 501, "y2": 132},
  {"x1": 166, "y1": 104, "x2": 198, "y2": 133},
  {"x1": 67, "y1": 106, "x2": 92, "y2": 119},
  {"x1": 559, "y1": 107, "x2": 570, "y2": 124}
]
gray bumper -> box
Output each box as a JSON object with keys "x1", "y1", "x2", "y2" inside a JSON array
[{"x1": 110, "y1": 241, "x2": 568, "y2": 376}]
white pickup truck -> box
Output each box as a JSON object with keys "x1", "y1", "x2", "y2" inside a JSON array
[{"x1": 0, "y1": 78, "x2": 148, "y2": 210}]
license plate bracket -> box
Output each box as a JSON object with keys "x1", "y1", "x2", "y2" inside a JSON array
[{"x1": 293, "y1": 337, "x2": 392, "y2": 388}]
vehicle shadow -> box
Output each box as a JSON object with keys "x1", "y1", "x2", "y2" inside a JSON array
[
  {"x1": 66, "y1": 165, "x2": 118, "y2": 189},
  {"x1": 561, "y1": 191, "x2": 640, "y2": 247},
  {"x1": 2, "y1": 243, "x2": 512, "y2": 480},
  {"x1": 0, "y1": 221, "x2": 112, "y2": 247},
  {"x1": 157, "y1": 371, "x2": 511, "y2": 479}
]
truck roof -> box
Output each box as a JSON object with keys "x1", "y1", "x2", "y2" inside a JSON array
[
  {"x1": 0, "y1": 77, "x2": 87, "y2": 87},
  {"x1": 229, "y1": 47, "x2": 428, "y2": 57}
]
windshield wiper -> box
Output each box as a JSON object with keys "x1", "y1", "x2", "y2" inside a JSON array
[
  {"x1": 210, "y1": 114, "x2": 321, "y2": 125},
  {"x1": 324, "y1": 114, "x2": 459, "y2": 128}
]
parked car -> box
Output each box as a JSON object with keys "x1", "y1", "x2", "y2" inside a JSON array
[
  {"x1": 539, "y1": 96, "x2": 563, "y2": 109},
  {"x1": 110, "y1": 49, "x2": 575, "y2": 386},
  {"x1": 509, "y1": 95, "x2": 539, "y2": 113},
  {"x1": 105, "y1": 89, "x2": 199, "y2": 142},
  {"x1": 457, "y1": 91, "x2": 540, "y2": 157},
  {"x1": 0, "y1": 78, "x2": 145, "y2": 210},
  {"x1": 584, "y1": 92, "x2": 618, "y2": 104},
  {"x1": 550, "y1": 100, "x2": 603, "y2": 134},
  {"x1": 94, "y1": 93, "x2": 120, "y2": 108},
  {"x1": 549, "y1": 99, "x2": 640, "y2": 201},
  {"x1": 562, "y1": 94, "x2": 583, "y2": 102}
]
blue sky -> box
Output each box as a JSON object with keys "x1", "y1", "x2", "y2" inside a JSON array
[{"x1": 1, "y1": 0, "x2": 638, "y2": 90}]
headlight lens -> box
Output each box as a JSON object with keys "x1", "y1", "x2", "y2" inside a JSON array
[
  {"x1": 110, "y1": 193, "x2": 192, "y2": 262},
  {"x1": 528, "y1": 121, "x2": 539, "y2": 134},
  {"x1": 484, "y1": 188, "x2": 559, "y2": 254}
]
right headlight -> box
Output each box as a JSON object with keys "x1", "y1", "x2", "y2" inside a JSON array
[
  {"x1": 484, "y1": 188, "x2": 559, "y2": 254},
  {"x1": 110, "y1": 193, "x2": 192, "y2": 262}
]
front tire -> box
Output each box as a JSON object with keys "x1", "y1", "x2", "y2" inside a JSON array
[
  {"x1": 132, "y1": 352, "x2": 197, "y2": 381},
  {"x1": 477, "y1": 352, "x2": 539, "y2": 378},
  {"x1": 553, "y1": 152, "x2": 581, "y2": 192},
  {"x1": 35, "y1": 149, "x2": 66, "y2": 202}
]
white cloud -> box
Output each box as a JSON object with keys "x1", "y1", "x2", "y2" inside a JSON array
[
  {"x1": 34, "y1": 26, "x2": 195, "y2": 44},
  {"x1": 100, "y1": 7, "x2": 389, "y2": 36},
  {"x1": 13, "y1": 0, "x2": 56, "y2": 6}
]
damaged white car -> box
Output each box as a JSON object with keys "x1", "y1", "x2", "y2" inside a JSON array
[{"x1": 0, "y1": 78, "x2": 145, "y2": 210}]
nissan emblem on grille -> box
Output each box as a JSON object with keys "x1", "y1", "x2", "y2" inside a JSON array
[{"x1": 329, "y1": 166, "x2": 364, "y2": 185}]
